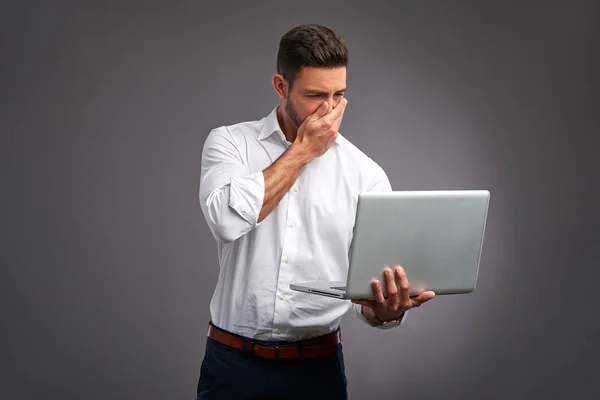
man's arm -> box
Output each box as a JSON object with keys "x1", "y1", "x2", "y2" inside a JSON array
[
  {"x1": 260, "y1": 99, "x2": 347, "y2": 223},
  {"x1": 199, "y1": 99, "x2": 347, "y2": 244},
  {"x1": 258, "y1": 144, "x2": 310, "y2": 223},
  {"x1": 199, "y1": 128, "x2": 315, "y2": 243}
]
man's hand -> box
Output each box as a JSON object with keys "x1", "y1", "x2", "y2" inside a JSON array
[
  {"x1": 291, "y1": 98, "x2": 347, "y2": 161},
  {"x1": 352, "y1": 265, "x2": 435, "y2": 322}
]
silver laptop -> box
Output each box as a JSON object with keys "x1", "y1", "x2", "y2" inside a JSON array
[{"x1": 289, "y1": 190, "x2": 490, "y2": 299}]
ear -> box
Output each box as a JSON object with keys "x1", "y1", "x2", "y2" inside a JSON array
[{"x1": 271, "y1": 74, "x2": 288, "y2": 100}]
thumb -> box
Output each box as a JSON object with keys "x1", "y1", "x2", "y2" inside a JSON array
[{"x1": 411, "y1": 291, "x2": 436, "y2": 306}]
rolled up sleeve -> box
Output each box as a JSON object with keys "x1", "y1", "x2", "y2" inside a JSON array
[{"x1": 199, "y1": 127, "x2": 265, "y2": 244}]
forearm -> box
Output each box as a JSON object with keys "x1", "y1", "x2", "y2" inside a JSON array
[{"x1": 258, "y1": 144, "x2": 311, "y2": 223}]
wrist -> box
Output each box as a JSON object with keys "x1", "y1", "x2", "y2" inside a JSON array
[
  {"x1": 362, "y1": 305, "x2": 404, "y2": 326},
  {"x1": 374, "y1": 312, "x2": 405, "y2": 325},
  {"x1": 287, "y1": 142, "x2": 313, "y2": 165}
]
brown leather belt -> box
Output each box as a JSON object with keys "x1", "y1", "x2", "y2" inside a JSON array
[{"x1": 207, "y1": 323, "x2": 341, "y2": 359}]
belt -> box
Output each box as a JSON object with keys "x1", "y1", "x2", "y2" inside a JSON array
[{"x1": 207, "y1": 323, "x2": 341, "y2": 359}]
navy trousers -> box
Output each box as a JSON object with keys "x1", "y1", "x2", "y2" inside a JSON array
[{"x1": 196, "y1": 333, "x2": 348, "y2": 399}]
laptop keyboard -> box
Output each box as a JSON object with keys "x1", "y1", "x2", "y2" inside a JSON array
[{"x1": 330, "y1": 286, "x2": 346, "y2": 291}]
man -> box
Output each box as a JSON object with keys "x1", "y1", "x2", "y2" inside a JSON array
[{"x1": 196, "y1": 24, "x2": 435, "y2": 399}]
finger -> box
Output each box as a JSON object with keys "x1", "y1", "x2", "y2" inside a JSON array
[
  {"x1": 410, "y1": 291, "x2": 436, "y2": 307},
  {"x1": 395, "y1": 266, "x2": 411, "y2": 306},
  {"x1": 384, "y1": 267, "x2": 400, "y2": 308},
  {"x1": 333, "y1": 96, "x2": 347, "y2": 112},
  {"x1": 321, "y1": 97, "x2": 347, "y2": 123},
  {"x1": 372, "y1": 279, "x2": 386, "y2": 305},
  {"x1": 332, "y1": 99, "x2": 347, "y2": 131}
]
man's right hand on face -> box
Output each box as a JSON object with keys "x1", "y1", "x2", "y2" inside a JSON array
[{"x1": 293, "y1": 97, "x2": 348, "y2": 161}]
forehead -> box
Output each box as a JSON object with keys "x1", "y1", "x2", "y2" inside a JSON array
[{"x1": 293, "y1": 66, "x2": 346, "y2": 91}]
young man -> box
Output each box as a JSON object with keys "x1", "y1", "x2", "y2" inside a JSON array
[{"x1": 196, "y1": 24, "x2": 435, "y2": 399}]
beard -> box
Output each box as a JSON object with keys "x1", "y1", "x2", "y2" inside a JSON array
[{"x1": 285, "y1": 97, "x2": 303, "y2": 128}]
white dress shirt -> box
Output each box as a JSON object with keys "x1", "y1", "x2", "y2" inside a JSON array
[{"x1": 198, "y1": 106, "x2": 407, "y2": 341}]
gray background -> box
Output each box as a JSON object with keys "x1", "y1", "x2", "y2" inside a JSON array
[{"x1": 1, "y1": 0, "x2": 598, "y2": 399}]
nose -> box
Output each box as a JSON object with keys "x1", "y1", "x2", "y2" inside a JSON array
[
  {"x1": 327, "y1": 100, "x2": 334, "y2": 114},
  {"x1": 327, "y1": 95, "x2": 341, "y2": 112}
]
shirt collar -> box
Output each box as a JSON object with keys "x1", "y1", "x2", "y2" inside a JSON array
[
  {"x1": 258, "y1": 106, "x2": 283, "y2": 141},
  {"x1": 257, "y1": 105, "x2": 342, "y2": 144}
]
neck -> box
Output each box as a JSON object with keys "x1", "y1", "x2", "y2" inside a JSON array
[{"x1": 276, "y1": 103, "x2": 298, "y2": 142}]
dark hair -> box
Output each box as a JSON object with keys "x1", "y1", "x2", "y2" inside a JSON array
[{"x1": 276, "y1": 24, "x2": 348, "y2": 90}]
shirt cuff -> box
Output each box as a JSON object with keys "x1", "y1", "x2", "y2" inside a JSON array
[
  {"x1": 228, "y1": 171, "x2": 265, "y2": 226},
  {"x1": 353, "y1": 302, "x2": 408, "y2": 329}
]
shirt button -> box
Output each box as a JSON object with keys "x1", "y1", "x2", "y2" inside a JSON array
[
  {"x1": 278, "y1": 293, "x2": 284, "y2": 300},
  {"x1": 292, "y1": 187, "x2": 298, "y2": 193},
  {"x1": 288, "y1": 221, "x2": 295, "y2": 228},
  {"x1": 277, "y1": 328, "x2": 281, "y2": 334},
  {"x1": 283, "y1": 257, "x2": 290, "y2": 263}
]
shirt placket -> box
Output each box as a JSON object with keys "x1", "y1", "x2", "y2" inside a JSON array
[{"x1": 271, "y1": 133, "x2": 298, "y2": 338}]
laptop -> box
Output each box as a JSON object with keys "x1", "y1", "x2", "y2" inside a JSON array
[{"x1": 289, "y1": 190, "x2": 490, "y2": 299}]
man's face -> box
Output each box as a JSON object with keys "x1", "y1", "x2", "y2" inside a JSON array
[{"x1": 285, "y1": 66, "x2": 347, "y2": 127}]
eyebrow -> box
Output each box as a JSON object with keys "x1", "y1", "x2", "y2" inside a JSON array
[{"x1": 303, "y1": 88, "x2": 347, "y2": 95}]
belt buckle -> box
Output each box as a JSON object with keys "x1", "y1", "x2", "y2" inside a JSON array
[{"x1": 242, "y1": 339, "x2": 256, "y2": 355}]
